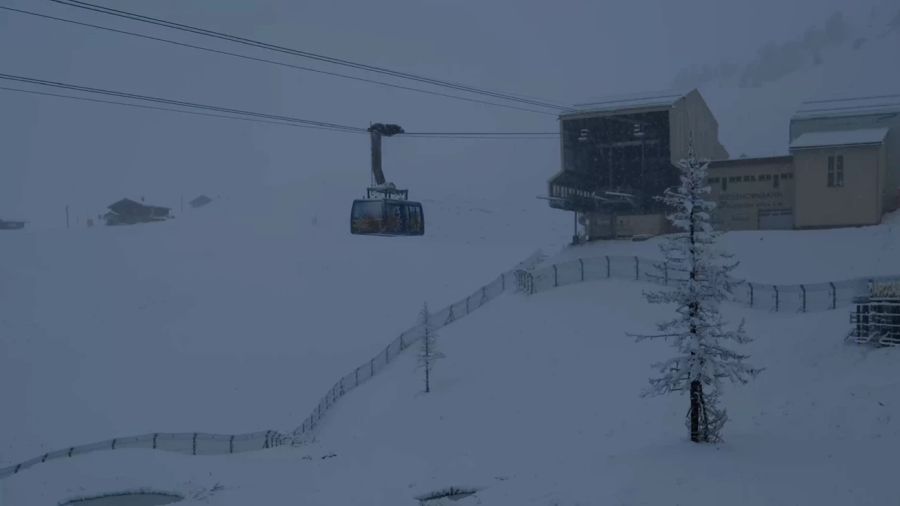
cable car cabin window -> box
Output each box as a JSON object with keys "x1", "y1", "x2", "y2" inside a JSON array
[
  {"x1": 351, "y1": 200, "x2": 424, "y2": 236},
  {"x1": 385, "y1": 203, "x2": 408, "y2": 233},
  {"x1": 351, "y1": 200, "x2": 385, "y2": 234},
  {"x1": 352, "y1": 200, "x2": 382, "y2": 220},
  {"x1": 407, "y1": 203, "x2": 424, "y2": 235}
]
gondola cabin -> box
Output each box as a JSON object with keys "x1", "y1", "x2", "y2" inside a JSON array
[
  {"x1": 351, "y1": 188, "x2": 424, "y2": 236},
  {"x1": 350, "y1": 123, "x2": 425, "y2": 236},
  {"x1": 0, "y1": 219, "x2": 25, "y2": 230}
]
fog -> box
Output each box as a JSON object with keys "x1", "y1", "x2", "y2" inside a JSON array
[{"x1": 0, "y1": 0, "x2": 893, "y2": 225}]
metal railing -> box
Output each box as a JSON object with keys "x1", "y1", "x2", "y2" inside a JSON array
[
  {"x1": 0, "y1": 251, "x2": 545, "y2": 480},
  {"x1": 521, "y1": 254, "x2": 900, "y2": 313},
  {"x1": 0, "y1": 430, "x2": 283, "y2": 479},
  {"x1": 290, "y1": 250, "x2": 545, "y2": 439}
]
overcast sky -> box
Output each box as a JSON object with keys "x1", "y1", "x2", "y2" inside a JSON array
[{"x1": 0, "y1": 0, "x2": 893, "y2": 226}]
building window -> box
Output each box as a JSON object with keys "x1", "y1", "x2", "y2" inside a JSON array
[
  {"x1": 773, "y1": 174, "x2": 780, "y2": 189},
  {"x1": 722, "y1": 178, "x2": 727, "y2": 191},
  {"x1": 827, "y1": 155, "x2": 844, "y2": 187}
]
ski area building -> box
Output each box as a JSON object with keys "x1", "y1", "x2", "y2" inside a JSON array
[
  {"x1": 104, "y1": 198, "x2": 171, "y2": 226},
  {"x1": 547, "y1": 90, "x2": 900, "y2": 240}
]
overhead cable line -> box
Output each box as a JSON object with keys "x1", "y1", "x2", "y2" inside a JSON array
[
  {"x1": 404, "y1": 131, "x2": 558, "y2": 136},
  {"x1": 0, "y1": 6, "x2": 556, "y2": 116},
  {"x1": 0, "y1": 85, "x2": 353, "y2": 132},
  {"x1": 0, "y1": 72, "x2": 366, "y2": 132},
  {"x1": 0, "y1": 73, "x2": 559, "y2": 139},
  {"x1": 47, "y1": 0, "x2": 574, "y2": 112}
]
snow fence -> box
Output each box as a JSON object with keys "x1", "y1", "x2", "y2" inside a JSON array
[
  {"x1": 522, "y1": 254, "x2": 900, "y2": 313},
  {"x1": 0, "y1": 430, "x2": 283, "y2": 480},
  {"x1": 0, "y1": 251, "x2": 545, "y2": 480},
  {"x1": 290, "y1": 250, "x2": 545, "y2": 439}
]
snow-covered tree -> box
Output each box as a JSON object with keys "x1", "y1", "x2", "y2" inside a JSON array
[
  {"x1": 417, "y1": 303, "x2": 445, "y2": 393},
  {"x1": 633, "y1": 146, "x2": 759, "y2": 443}
]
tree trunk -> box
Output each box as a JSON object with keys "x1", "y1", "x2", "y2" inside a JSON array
[
  {"x1": 425, "y1": 363, "x2": 431, "y2": 393},
  {"x1": 690, "y1": 380, "x2": 702, "y2": 442}
]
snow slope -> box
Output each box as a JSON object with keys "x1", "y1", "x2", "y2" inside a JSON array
[
  {"x1": 5, "y1": 273, "x2": 899, "y2": 505},
  {"x1": 0, "y1": 168, "x2": 569, "y2": 468},
  {"x1": 2, "y1": 171, "x2": 900, "y2": 505},
  {"x1": 3, "y1": 5, "x2": 900, "y2": 504}
]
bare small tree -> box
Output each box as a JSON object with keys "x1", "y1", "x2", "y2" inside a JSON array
[
  {"x1": 417, "y1": 302, "x2": 445, "y2": 393},
  {"x1": 632, "y1": 145, "x2": 759, "y2": 443}
]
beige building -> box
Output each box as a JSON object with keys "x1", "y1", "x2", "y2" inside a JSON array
[
  {"x1": 789, "y1": 96, "x2": 900, "y2": 228},
  {"x1": 546, "y1": 91, "x2": 899, "y2": 239},
  {"x1": 707, "y1": 156, "x2": 795, "y2": 230},
  {"x1": 790, "y1": 128, "x2": 890, "y2": 228}
]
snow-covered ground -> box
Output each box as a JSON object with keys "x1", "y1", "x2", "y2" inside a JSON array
[
  {"x1": 0, "y1": 172, "x2": 569, "y2": 468},
  {"x1": 3, "y1": 4, "x2": 900, "y2": 504},
  {"x1": 4, "y1": 267, "x2": 899, "y2": 505},
  {"x1": 551, "y1": 210, "x2": 900, "y2": 285},
  {"x1": 2, "y1": 172, "x2": 900, "y2": 505},
  {"x1": 3, "y1": 138, "x2": 900, "y2": 506}
]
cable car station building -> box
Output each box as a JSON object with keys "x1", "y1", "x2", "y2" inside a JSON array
[{"x1": 547, "y1": 90, "x2": 900, "y2": 239}]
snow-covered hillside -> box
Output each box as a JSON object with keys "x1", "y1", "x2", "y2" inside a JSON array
[
  {"x1": 4, "y1": 247, "x2": 899, "y2": 505},
  {"x1": 2, "y1": 2, "x2": 900, "y2": 504},
  {"x1": 3, "y1": 180, "x2": 900, "y2": 504},
  {"x1": 0, "y1": 173, "x2": 568, "y2": 468}
]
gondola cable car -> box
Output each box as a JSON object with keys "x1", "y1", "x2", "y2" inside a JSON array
[{"x1": 350, "y1": 123, "x2": 425, "y2": 236}]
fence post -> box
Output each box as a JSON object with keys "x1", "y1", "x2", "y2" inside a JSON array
[
  {"x1": 339, "y1": 378, "x2": 345, "y2": 396},
  {"x1": 355, "y1": 367, "x2": 359, "y2": 387},
  {"x1": 481, "y1": 286, "x2": 487, "y2": 304},
  {"x1": 501, "y1": 273, "x2": 506, "y2": 291},
  {"x1": 400, "y1": 333, "x2": 405, "y2": 350},
  {"x1": 153, "y1": 433, "x2": 158, "y2": 449},
  {"x1": 67, "y1": 447, "x2": 74, "y2": 458},
  {"x1": 801, "y1": 285, "x2": 807, "y2": 312},
  {"x1": 553, "y1": 264, "x2": 558, "y2": 287},
  {"x1": 606, "y1": 256, "x2": 611, "y2": 278},
  {"x1": 774, "y1": 285, "x2": 779, "y2": 312},
  {"x1": 370, "y1": 358, "x2": 374, "y2": 376},
  {"x1": 830, "y1": 282, "x2": 836, "y2": 309},
  {"x1": 634, "y1": 256, "x2": 639, "y2": 280},
  {"x1": 229, "y1": 435, "x2": 235, "y2": 453},
  {"x1": 111, "y1": 438, "x2": 117, "y2": 450},
  {"x1": 192, "y1": 433, "x2": 198, "y2": 454},
  {"x1": 749, "y1": 284, "x2": 754, "y2": 307},
  {"x1": 579, "y1": 258, "x2": 584, "y2": 281}
]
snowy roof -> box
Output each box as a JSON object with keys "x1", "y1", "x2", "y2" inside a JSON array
[
  {"x1": 566, "y1": 89, "x2": 692, "y2": 116},
  {"x1": 789, "y1": 128, "x2": 889, "y2": 150},
  {"x1": 793, "y1": 94, "x2": 900, "y2": 120}
]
